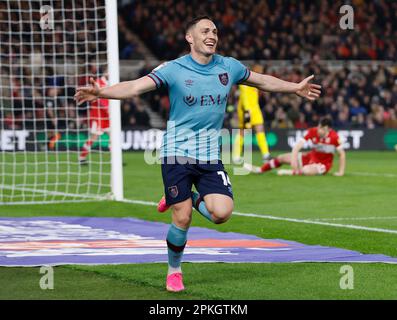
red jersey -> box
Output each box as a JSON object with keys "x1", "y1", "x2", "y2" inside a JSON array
[
  {"x1": 303, "y1": 127, "x2": 341, "y2": 170},
  {"x1": 89, "y1": 76, "x2": 110, "y2": 134},
  {"x1": 90, "y1": 76, "x2": 109, "y2": 111}
]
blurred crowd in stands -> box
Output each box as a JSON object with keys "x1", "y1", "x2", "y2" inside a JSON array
[
  {"x1": 120, "y1": 0, "x2": 396, "y2": 61},
  {"x1": 0, "y1": 0, "x2": 108, "y2": 63},
  {"x1": 140, "y1": 61, "x2": 397, "y2": 130},
  {"x1": 120, "y1": 0, "x2": 397, "y2": 129},
  {"x1": 1, "y1": 0, "x2": 396, "y2": 132},
  {"x1": 0, "y1": 62, "x2": 151, "y2": 131}
]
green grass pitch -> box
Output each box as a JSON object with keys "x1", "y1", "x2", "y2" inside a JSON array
[{"x1": 0, "y1": 151, "x2": 396, "y2": 299}]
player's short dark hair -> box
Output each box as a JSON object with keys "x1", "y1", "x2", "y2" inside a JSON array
[
  {"x1": 319, "y1": 118, "x2": 333, "y2": 128},
  {"x1": 185, "y1": 15, "x2": 213, "y2": 33}
]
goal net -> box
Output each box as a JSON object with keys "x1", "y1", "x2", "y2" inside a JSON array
[{"x1": 0, "y1": 0, "x2": 123, "y2": 204}]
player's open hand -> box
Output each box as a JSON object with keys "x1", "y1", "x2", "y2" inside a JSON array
[
  {"x1": 74, "y1": 77, "x2": 100, "y2": 105},
  {"x1": 296, "y1": 75, "x2": 322, "y2": 101},
  {"x1": 333, "y1": 172, "x2": 344, "y2": 177}
]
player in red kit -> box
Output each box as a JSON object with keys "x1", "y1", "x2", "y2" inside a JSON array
[
  {"x1": 79, "y1": 75, "x2": 109, "y2": 165},
  {"x1": 245, "y1": 118, "x2": 346, "y2": 176}
]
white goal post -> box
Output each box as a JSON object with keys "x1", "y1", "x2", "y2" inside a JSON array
[
  {"x1": 0, "y1": 0, "x2": 123, "y2": 204},
  {"x1": 106, "y1": 0, "x2": 123, "y2": 201}
]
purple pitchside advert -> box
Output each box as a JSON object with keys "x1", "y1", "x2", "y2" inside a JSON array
[{"x1": 0, "y1": 217, "x2": 396, "y2": 267}]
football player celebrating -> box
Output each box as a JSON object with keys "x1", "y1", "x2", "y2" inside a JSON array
[
  {"x1": 245, "y1": 118, "x2": 346, "y2": 176},
  {"x1": 75, "y1": 15, "x2": 321, "y2": 292}
]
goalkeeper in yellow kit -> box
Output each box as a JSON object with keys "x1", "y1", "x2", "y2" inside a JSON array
[{"x1": 233, "y1": 64, "x2": 271, "y2": 163}]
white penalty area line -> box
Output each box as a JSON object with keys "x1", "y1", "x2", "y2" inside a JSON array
[
  {"x1": 349, "y1": 172, "x2": 397, "y2": 178},
  {"x1": 311, "y1": 216, "x2": 397, "y2": 222},
  {"x1": 122, "y1": 198, "x2": 397, "y2": 235}
]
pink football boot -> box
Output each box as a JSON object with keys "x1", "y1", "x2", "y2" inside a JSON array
[
  {"x1": 166, "y1": 273, "x2": 185, "y2": 292},
  {"x1": 157, "y1": 195, "x2": 170, "y2": 213}
]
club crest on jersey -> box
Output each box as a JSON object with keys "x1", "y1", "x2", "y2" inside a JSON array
[
  {"x1": 168, "y1": 186, "x2": 178, "y2": 198},
  {"x1": 183, "y1": 94, "x2": 197, "y2": 106},
  {"x1": 218, "y1": 73, "x2": 229, "y2": 86}
]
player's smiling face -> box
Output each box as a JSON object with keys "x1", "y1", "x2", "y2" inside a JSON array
[{"x1": 186, "y1": 19, "x2": 218, "y2": 57}]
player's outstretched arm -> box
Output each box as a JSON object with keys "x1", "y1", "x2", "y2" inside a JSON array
[
  {"x1": 243, "y1": 72, "x2": 322, "y2": 101},
  {"x1": 334, "y1": 147, "x2": 346, "y2": 177},
  {"x1": 74, "y1": 76, "x2": 156, "y2": 105}
]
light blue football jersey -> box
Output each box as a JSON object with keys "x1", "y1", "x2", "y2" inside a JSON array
[{"x1": 147, "y1": 54, "x2": 250, "y2": 161}]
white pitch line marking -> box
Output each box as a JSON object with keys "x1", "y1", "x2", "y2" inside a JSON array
[
  {"x1": 122, "y1": 199, "x2": 397, "y2": 235},
  {"x1": 349, "y1": 172, "x2": 397, "y2": 178},
  {"x1": 0, "y1": 184, "x2": 105, "y2": 200},
  {"x1": 311, "y1": 217, "x2": 397, "y2": 222}
]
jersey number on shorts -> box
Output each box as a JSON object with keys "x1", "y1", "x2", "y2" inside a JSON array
[{"x1": 217, "y1": 171, "x2": 231, "y2": 186}]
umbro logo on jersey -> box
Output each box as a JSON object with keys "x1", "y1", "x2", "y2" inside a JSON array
[
  {"x1": 218, "y1": 73, "x2": 229, "y2": 86},
  {"x1": 183, "y1": 94, "x2": 197, "y2": 106},
  {"x1": 184, "y1": 79, "x2": 194, "y2": 87}
]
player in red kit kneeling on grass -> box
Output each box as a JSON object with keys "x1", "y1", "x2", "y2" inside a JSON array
[{"x1": 245, "y1": 118, "x2": 346, "y2": 176}]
